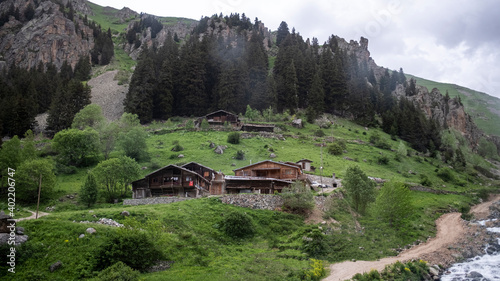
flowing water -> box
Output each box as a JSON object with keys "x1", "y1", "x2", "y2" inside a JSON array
[{"x1": 441, "y1": 219, "x2": 500, "y2": 281}]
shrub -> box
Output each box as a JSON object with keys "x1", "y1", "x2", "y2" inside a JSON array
[
  {"x1": 93, "y1": 230, "x2": 163, "y2": 272},
  {"x1": 377, "y1": 155, "x2": 390, "y2": 165},
  {"x1": 235, "y1": 150, "x2": 245, "y2": 160},
  {"x1": 171, "y1": 144, "x2": 184, "y2": 152},
  {"x1": 436, "y1": 167, "x2": 455, "y2": 182},
  {"x1": 281, "y1": 182, "x2": 314, "y2": 215},
  {"x1": 200, "y1": 119, "x2": 210, "y2": 131},
  {"x1": 419, "y1": 174, "x2": 432, "y2": 187},
  {"x1": 299, "y1": 259, "x2": 326, "y2": 281},
  {"x1": 92, "y1": 261, "x2": 140, "y2": 281},
  {"x1": 343, "y1": 166, "x2": 376, "y2": 214},
  {"x1": 314, "y1": 129, "x2": 325, "y2": 137},
  {"x1": 227, "y1": 132, "x2": 241, "y2": 144},
  {"x1": 327, "y1": 143, "x2": 343, "y2": 156},
  {"x1": 221, "y1": 211, "x2": 255, "y2": 239}
]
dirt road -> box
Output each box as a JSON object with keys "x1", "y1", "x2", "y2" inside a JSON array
[
  {"x1": 325, "y1": 195, "x2": 500, "y2": 281},
  {"x1": 15, "y1": 210, "x2": 49, "y2": 222}
]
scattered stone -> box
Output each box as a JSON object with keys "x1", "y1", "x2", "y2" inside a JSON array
[
  {"x1": 209, "y1": 142, "x2": 216, "y2": 148},
  {"x1": 79, "y1": 234, "x2": 85, "y2": 239},
  {"x1": 270, "y1": 153, "x2": 277, "y2": 158},
  {"x1": 343, "y1": 156, "x2": 355, "y2": 161},
  {"x1": 178, "y1": 154, "x2": 184, "y2": 158},
  {"x1": 0, "y1": 233, "x2": 28, "y2": 245},
  {"x1": 121, "y1": 211, "x2": 130, "y2": 216},
  {"x1": 467, "y1": 271, "x2": 483, "y2": 278},
  {"x1": 16, "y1": 227, "x2": 24, "y2": 235},
  {"x1": 214, "y1": 146, "x2": 225, "y2": 154},
  {"x1": 0, "y1": 211, "x2": 12, "y2": 233},
  {"x1": 142, "y1": 166, "x2": 148, "y2": 170},
  {"x1": 49, "y1": 261, "x2": 63, "y2": 273},
  {"x1": 428, "y1": 267, "x2": 439, "y2": 276},
  {"x1": 86, "y1": 228, "x2": 96, "y2": 234}
]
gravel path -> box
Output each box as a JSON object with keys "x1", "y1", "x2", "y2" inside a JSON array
[
  {"x1": 15, "y1": 210, "x2": 49, "y2": 222},
  {"x1": 326, "y1": 195, "x2": 500, "y2": 281},
  {"x1": 88, "y1": 70, "x2": 129, "y2": 121}
]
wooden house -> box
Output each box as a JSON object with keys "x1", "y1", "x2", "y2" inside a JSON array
[
  {"x1": 296, "y1": 159, "x2": 313, "y2": 172},
  {"x1": 182, "y1": 162, "x2": 217, "y2": 182},
  {"x1": 225, "y1": 160, "x2": 305, "y2": 194},
  {"x1": 241, "y1": 123, "x2": 275, "y2": 132},
  {"x1": 196, "y1": 110, "x2": 240, "y2": 127},
  {"x1": 132, "y1": 165, "x2": 210, "y2": 199}
]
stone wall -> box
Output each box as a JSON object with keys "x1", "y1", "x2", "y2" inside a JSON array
[
  {"x1": 220, "y1": 194, "x2": 284, "y2": 210},
  {"x1": 123, "y1": 197, "x2": 192, "y2": 206}
]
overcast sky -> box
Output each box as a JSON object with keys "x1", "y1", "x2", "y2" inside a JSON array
[{"x1": 91, "y1": 0, "x2": 500, "y2": 99}]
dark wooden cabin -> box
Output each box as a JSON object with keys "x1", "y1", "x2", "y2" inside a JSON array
[
  {"x1": 132, "y1": 165, "x2": 210, "y2": 199},
  {"x1": 233, "y1": 160, "x2": 304, "y2": 180},
  {"x1": 182, "y1": 162, "x2": 217, "y2": 182},
  {"x1": 196, "y1": 110, "x2": 240, "y2": 127}
]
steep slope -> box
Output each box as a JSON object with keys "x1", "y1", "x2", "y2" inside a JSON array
[
  {"x1": 0, "y1": 0, "x2": 94, "y2": 70},
  {"x1": 407, "y1": 74, "x2": 500, "y2": 137}
]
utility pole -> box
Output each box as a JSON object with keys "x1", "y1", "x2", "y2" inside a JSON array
[
  {"x1": 36, "y1": 174, "x2": 42, "y2": 219},
  {"x1": 320, "y1": 143, "x2": 324, "y2": 190}
]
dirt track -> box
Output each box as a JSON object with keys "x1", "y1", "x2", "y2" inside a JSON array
[
  {"x1": 15, "y1": 210, "x2": 49, "y2": 222},
  {"x1": 326, "y1": 195, "x2": 500, "y2": 281}
]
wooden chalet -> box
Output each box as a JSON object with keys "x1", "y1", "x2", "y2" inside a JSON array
[
  {"x1": 182, "y1": 162, "x2": 217, "y2": 182},
  {"x1": 132, "y1": 164, "x2": 210, "y2": 199},
  {"x1": 196, "y1": 110, "x2": 240, "y2": 127},
  {"x1": 224, "y1": 160, "x2": 305, "y2": 194}
]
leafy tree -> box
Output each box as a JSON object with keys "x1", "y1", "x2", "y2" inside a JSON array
[
  {"x1": 227, "y1": 132, "x2": 241, "y2": 144},
  {"x1": 100, "y1": 121, "x2": 119, "y2": 160},
  {"x1": 116, "y1": 127, "x2": 149, "y2": 161},
  {"x1": 52, "y1": 128, "x2": 100, "y2": 167},
  {"x1": 397, "y1": 141, "x2": 407, "y2": 158},
  {"x1": 478, "y1": 137, "x2": 499, "y2": 160},
  {"x1": 93, "y1": 261, "x2": 140, "y2": 281},
  {"x1": 375, "y1": 181, "x2": 413, "y2": 229},
  {"x1": 200, "y1": 119, "x2": 210, "y2": 131},
  {"x1": 93, "y1": 156, "x2": 141, "y2": 202},
  {"x1": 343, "y1": 165, "x2": 375, "y2": 214},
  {"x1": 0, "y1": 136, "x2": 22, "y2": 189},
  {"x1": 80, "y1": 171, "x2": 98, "y2": 208},
  {"x1": 281, "y1": 181, "x2": 314, "y2": 215},
  {"x1": 71, "y1": 104, "x2": 106, "y2": 130},
  {"x1": 16, "y1": 159, "x2": 56, "y2": 204}
]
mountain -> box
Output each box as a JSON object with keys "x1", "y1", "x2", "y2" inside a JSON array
[{"x1": 1, "y1": 0, "x2": 499, "y2": 152}]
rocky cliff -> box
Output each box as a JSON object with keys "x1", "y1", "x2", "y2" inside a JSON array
[
  {"x1": 0, "y1": 0, "x2": 94, "y2": 70},
  {"x1": 393, "y1": 82, "x2": 484, "y2": 148}
]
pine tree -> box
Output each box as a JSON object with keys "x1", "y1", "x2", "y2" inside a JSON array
[
  {"x1": 276, "y1": 21, "x2": 289, "y2": 47},
  {"x1": 80, "y1": 171, "x2": 98, "y2": 208}
]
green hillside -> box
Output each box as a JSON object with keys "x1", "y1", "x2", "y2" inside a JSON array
[{"x1": 407, "y1": 74, "x2": 500, "y2": 136}]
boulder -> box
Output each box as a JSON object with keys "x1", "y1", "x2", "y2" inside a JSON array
[
  {"x1": 214, "y1": 146, "x2": 225, "y2": 154},
  {"x1": 178, "y1": 154, "x2": 185, "y2": 158},
  {"x1": 292, "y1": 119, "x2": 303, "y2": 128},
  {"x1": 0, "y1": 211, "x2": 12, "y2": 233},
  {"x1": 16, "y1": 227, "x2": 24, "y2": 235},
  {"x1": 79, "y1": 234, "x2": 85, "y2": 239},
  {"x1": 428, "y1": 267, "x2": 439, "y2": 276},
  {"x1": 120, "y1": 211, "x2": 130, "y2": 217},
  {"x1": 49, "y1": 261, "x2": 63, "y2": 273},
  {"x1": 86, "y1": 228, "x2": 96, "y2": 234},
  {"x1": 270, "y1": 153, "x2": 277, "y2": 158}
]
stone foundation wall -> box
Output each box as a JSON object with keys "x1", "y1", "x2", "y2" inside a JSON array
[
  {"x1": 123, "y1": 197, "x2": 192, "y2": 206},
  {"x1": 220, "y1": 194, "x2": 284, "y2": 210}
]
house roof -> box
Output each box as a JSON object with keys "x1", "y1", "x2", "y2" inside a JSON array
[
  {"x1": 224, "y1": 176, "x2": 293, "y2": 184},
  {"x1": 233, "y1": 160, "x2": 302, "y2": 172},
  {"x1": 204, "y1": 110, "x2": 238, "y2": 118},
  {"x1": 145, "y1": 164, "x2": 210, "y2": 184},
  {"x1": 182, "y1": 162, "x2": 218, "y2": 174},
  {"x1": 297, "y1": 159, "x2": 313, "y2": 163}
]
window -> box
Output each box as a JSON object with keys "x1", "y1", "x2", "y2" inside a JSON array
[
  {"x1": 186, "y1": 176, "x2": 192, "y2": 181},
  {"x1": 204, "y1": 171, "x2": 210, "y2": 177},
  {"x1": 152, "y1": 178, "x2": 158, "y2": 183},
  {"x1": 284, "y1": 169, "x2": 294, "y2": 175}
]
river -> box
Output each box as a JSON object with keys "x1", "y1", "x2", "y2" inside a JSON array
[{"x1": 441, "y1": 219, "x2": 500, "y2": 280}]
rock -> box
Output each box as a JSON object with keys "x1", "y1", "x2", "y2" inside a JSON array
[
  {"x1": 428, "y1": 267, "x2": 439, "y2": 276},
  {"x1": 79, "y1": 234, "x2": 85, "y2": 239},
  {"x1": 209, "y1": 142, "x2": 216, "y2": 148},
  {"x1": 0, "y1": 211, "x2": 12, "y2": 233},
  {"x1": 214, "y1": 146, "x2": 226, "y2": 154},
  {"x1": 178, "y1": 154, "x2": 184, "y2": 158},
  {"x1": 49, "y1": 261, "x2": 63, "y2": 273},
  {"x1": 86, "y1": 228, "x2": 96, "y2": 234},
  {"x1": 467, "y1": 271, "x2": 483, "y2": 278},
  {"x1": 121, "y1": 211, "x2": 130, "y2": 217},
  {"x1": 270, "y1": 153, "x2": 277, "y2": 158},
  {"x1": 292, "y1": 119, "x2": 303, "y2": 128},
  {"x1": 0, "y1": 233, "x2": 28, "y2": 245},
  {"x1": 15, "y1": 227, "x2": 24, "y2": 235}
]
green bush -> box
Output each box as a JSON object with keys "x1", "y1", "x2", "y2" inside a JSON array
[
  {"x1": 314, "y1": 129, "x2": 325, "y2": 137},
  {"x1": 436, "y1": 167, "x2": 455, "y2": 182},
  {"x1": 227, "y1": 132, "x2": 241, "y2": 144},
  {"x1": 419, "y1": 174, "x2": 432, "y2": 187},
  {"x1": 235, "y1": 150, "x2": 245, "y2": 160},
  {"x1": 327, "y1": 143, "x2": 343, "y2": 156},
  {"x1": 221, "y1": 211, "x2": 255, "y2": 239},
  {"x1": 377, "y1": 155, "x2": 390, "y2": 165},
  {"x1": 92, "y1": 261, "x2": 140, "y2": 281},
  {"x1": 171, "y1": 144, "x2": 184, "y2": 152},
  {"x1": 93, "y1": 230, "x2": 163, "y2": 272},
  {"x1": 281, "y1": 182, "x2": 314, "y2": 215}
]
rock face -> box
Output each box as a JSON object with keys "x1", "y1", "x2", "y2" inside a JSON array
[
  {"x1": 0, "y1": 0, "x2": 94, "y2": 70},
  {"x1": 393, "y1": 82, "x2": 484, "y2": 148}
]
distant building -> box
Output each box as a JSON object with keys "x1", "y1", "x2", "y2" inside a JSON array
[
  {"x1": 195, "y1": 110, "x2": 240, "y2": 128},
  {"x1": 296, "y1": 159, "x2": 313, "y2": 172}
]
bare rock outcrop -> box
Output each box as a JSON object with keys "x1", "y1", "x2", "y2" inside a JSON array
[{"x1": 0, "y1": 0, "x2": 94, "y2": 70}]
